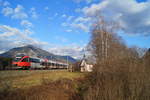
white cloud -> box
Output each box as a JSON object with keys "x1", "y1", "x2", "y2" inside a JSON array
[
  {"x1": 12, "y1": 5, "x2": 28, "y2": 19},
  {"x1": 62, "y1": 14, "x2": 67, "y2": 18},
  {"x1": 0, "y1": 25, "x2": 48, "y2": 52},
  {"x1": 67, "y1": 16, "x2": 74, "y2": 21},
  {"x1": 0, "y1": 25, "x2": 20, "y2": 37},
  {"x1": 61, "y1": 16, "x2": 92, "y2": 32},
  {"x1": 62, "y1": 16, "x2": 91, "y2": 32},
  {"x1": 48, "y1": 45, "x2": 85, "y2": 59},
  {"x1": 82, "y1": 1, "x2": 109, "y2": 16},
  {"x1": 74, "y1": 16, "x2": 91, "y2": 23},
  {"x1": 30, "y1": 7, "x2": 38, "y2": 19},
  {"x1": 61, "y1": 14, "x2": 91, "y2": 32},
  {"x1": 1, "y1": 4, "x2": 28, "y2": 19},
  {"x1": 23, "y1": 29, "x2": 34, "y2": 35},
  {"x1": 71, "y1": 23, "x2": 89, "y2": 32},
  {"x1": 81, "y1": 0, "x2": 150, "y2": 35},
  {"x1": 21, "y1": 20, "x2": 33, "y2": 28},
  {"x1": 1, "y1": 7, "x2": 13, "y2": 16}
]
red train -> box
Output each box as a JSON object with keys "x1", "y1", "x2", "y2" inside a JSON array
[{"x1": 12, "y1": 55, "x2": 68, "y2": 69}]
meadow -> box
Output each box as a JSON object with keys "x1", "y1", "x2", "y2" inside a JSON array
[
  {"x1": 0, "y1": 70, "x2": 85, "y2": 100},
  {"x1": 0, "y1": 70, "x2": 84, "y2": 89}
]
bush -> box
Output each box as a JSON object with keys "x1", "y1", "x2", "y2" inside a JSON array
[
  {"x1": 79, "y1": 58, "x2": 150, "y2": 100},
  {"x1": 0, "y1": 57, "x2": 12, "y2": 70}
]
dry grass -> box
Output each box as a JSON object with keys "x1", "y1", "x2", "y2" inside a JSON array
[
  {"x1": 0, "y1": 70, "x2": 84, "y2": 89},
  {"x1": 0, "y1": 78, "x2": 82, "y2": 100},
  {"x1": 0, "y1": 70, "x2": 85, "y2": 100}
]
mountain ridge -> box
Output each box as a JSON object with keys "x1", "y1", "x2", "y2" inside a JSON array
[{"x1": 0, "y1": 45, "x2": 77, "y2": 63}]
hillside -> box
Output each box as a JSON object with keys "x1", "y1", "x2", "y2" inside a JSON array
[{"x1": 0, "y1": 45, "x2": 77, "y2": 63}]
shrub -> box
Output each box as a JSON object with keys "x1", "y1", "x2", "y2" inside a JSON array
[{"x1": 79, "y1": 57, "x2": 150, "y2": 100}]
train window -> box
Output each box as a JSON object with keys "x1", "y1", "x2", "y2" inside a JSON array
[
  {"x1": 52, "y1": 63, "x2": 54, "y2": 66},
  {"x1": 29, "y1": 58, "x2": 40, "y2": 63},
  {"x1": 22, "y1": 58, "x2": 29, "y2": 62}
]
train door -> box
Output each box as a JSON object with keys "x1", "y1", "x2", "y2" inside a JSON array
[{"x1": 19, "y1": 57, "x2": 30, "y2": 69}]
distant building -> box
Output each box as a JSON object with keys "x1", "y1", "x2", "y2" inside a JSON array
[{"x1": 80, "y1": 55, "x2": 93, "y2": 72}]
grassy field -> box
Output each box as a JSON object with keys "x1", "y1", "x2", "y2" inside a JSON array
[
  {"x1": 0, "y1": 70, "x2": 85, "y2": 100},
  {"x1": 0, "y1": 70, "x2": 84, "y2": 89}
]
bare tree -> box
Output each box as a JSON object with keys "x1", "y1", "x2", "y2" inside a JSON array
[
  {"x1": 89, "y1": 16, "x2": 128, "y2": 62},
  {"x1": 82, "y1": 15, "x2": 150, "y2": 100}
]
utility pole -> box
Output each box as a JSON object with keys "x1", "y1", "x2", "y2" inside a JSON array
[
  {"x1": 51, "y1": 56, "x2": 52, "y2": 69},
  {"x1": 67, "y1": 56, "x2": 68, "y2": 70}
]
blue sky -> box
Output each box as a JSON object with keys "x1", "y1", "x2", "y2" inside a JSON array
[
  {"x1": 0, "y1": 0, "x2": 150, "y2": 58},
  {"x1": 0, "y1": 0, "x2": 92, "y2": 46}
]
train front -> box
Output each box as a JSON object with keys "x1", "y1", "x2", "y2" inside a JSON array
[{"x1": 12, "y1": 56, "x2": 22, "y2": 69}]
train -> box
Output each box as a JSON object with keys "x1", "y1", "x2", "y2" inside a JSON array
[{"x1": 12, "y1": 54, "x2": 69, "y2": 69}]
